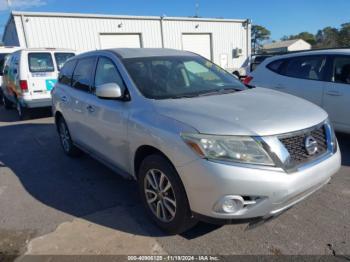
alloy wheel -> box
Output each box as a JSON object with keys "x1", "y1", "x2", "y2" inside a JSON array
[
  {"x1": 59, "y1": 121, "x2": 70, "y2": 152},
  {"x1": 16, "y1": 101, "x2": 22, "y2": 118},
  {"x1": 144, "y1": 169, "x2": 177, "y2": 222}
]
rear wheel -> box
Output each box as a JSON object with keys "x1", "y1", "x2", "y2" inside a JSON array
[
  {"x1": 138, "y1": 154, "x2": 197, "y2": 234},
  {"x1": 2, "y1": 95, "x2": 12, "y2": 110},
  {"x1": 57, "y1": 117, "x2": 82, "y2": 157},
  {"x1": 16, "y1": 100, "x2": 30, "y2": 120}
]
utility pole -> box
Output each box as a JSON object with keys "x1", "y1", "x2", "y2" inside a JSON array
[{"x1": 195, "y1": 0, "x2": 200, "y2": 18}]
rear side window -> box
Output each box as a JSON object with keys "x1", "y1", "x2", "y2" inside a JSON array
[
  {"x1": 72, "y1": 57, "x2": 96, "y2": 92},
  {"x1": 28, "y1": 53, "x2": 54, "y2": 72},
  {"x1": 333, "y1": 56, "x2": 350, "y2": 84},
  {"x1": 58, "y1": 59, "x2": 77, "y2": 86},
  {"x1": 0, "y1": 53, "x2": 9, "y2": 76},
  {"x1": 283, "y1": 56, "x2": 326, "y2": 80},
  {"x1": 266, "y1": 59, "x2": 285, "y2": 73},
  {"x1": 55, "y1": 53, "x2": 75, "y2": 71}
]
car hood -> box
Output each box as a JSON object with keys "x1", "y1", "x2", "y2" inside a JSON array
[{"x1": 151, "y1": 88, "x2": 328, "y2": 136}]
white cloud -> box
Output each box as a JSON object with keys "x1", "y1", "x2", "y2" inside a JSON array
[{"x1": 0, "y1": 0, "x2": 47, "y2": 11}]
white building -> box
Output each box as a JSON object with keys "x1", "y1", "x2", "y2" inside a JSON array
[
  {"x1": 2, "y1": 11, "x2": 251, "y2": 75},
  {"x1": 262, "y1": 39, "x2": 311, "y2": 54}
]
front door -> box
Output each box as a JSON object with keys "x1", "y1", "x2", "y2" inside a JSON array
[{"x1": 83, "y1": 56, "x2": 130, "y2": 171}]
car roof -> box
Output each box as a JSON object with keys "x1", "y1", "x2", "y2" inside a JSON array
[
  {"x1": 107, "y1": 48, "x2": 196, "y2": 59},
  {"x1": 19, "y1": 48, "x2": 76, "y2": 52},
  {"x1": 0, "y1": 46, "x2": 20, "y2": 53},
  {"x1": 267, "y1": 48, "x2": 350, "y2": 60}
]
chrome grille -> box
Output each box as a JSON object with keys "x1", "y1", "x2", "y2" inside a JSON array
[{"x1": 279, "y1": 125, "x2": 328, "y2": 167}]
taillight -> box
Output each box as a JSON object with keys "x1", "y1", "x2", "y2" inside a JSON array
[
  {"x1": 19, "y1": 80, "x2": 28, "y2": 91},
  {"x1": 243, "y1": 76, "x2": 253, "y2": 86}
]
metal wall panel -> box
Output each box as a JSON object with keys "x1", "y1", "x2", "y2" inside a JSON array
[
  {"x1": 3, "y1": 12, "x2": 250, "y2": 71},
  {"x1": 20, "y1": 15, "x2": 162, "y2": 51},
  {"x1": 162, "y1": 19, "x2": 249, "y2": 71}
]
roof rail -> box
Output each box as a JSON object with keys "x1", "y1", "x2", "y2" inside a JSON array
[{"x1": 252, "y1": 46, "x2": 350, "y2": 56}]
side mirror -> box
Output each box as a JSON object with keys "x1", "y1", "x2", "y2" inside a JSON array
[{"x1": 95, "y1": 82, "x2": 123, "y2": 99}]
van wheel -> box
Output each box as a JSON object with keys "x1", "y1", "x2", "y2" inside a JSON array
[
  {"x1": 138, "y1": 154, "x2": 197, "y2": 234},
  {"x1": 16, "y1": 101, "x2": 29, "y2": 120},
  {"x1": 2, "y1": 95, "x2": 12, "y2": 110},
  {"x1": 57, "y1": 117, "x2": 82, "y2": 157}
]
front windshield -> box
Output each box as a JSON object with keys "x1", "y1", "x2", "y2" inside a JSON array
[{"x1": 123, "y1": 56, "x2": 246, "y2": 99}]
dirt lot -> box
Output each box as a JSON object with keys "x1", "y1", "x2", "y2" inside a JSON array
[{"x1": 0, "y1": 106, "x2": 349, "y2": 259}]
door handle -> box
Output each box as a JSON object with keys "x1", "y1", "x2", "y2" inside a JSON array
[
  {"x1": 86, "y1": 105, "x2": 95, "y2": 113},
  {"x1": 61, "y1": 96, "x2": 67, "y2": 103},
  {"x1": 326, "y1": 90, "x2": 342, "y2": 96}
]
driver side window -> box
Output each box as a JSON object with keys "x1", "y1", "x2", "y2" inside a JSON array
[{"x1": 94, "y1": 57, "x2": 125, "y2": 92}]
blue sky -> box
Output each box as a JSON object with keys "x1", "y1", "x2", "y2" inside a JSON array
[{"x1": 1, "y1": 0, "x2": 350, "y2": 41}]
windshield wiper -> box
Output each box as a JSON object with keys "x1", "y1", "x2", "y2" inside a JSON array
[{"x1": 197, "y1": 88, "x2": 238, "y2": 97}]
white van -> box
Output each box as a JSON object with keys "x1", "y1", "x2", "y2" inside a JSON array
[
  {"x1": 2, "y1": 48, "x2": 75, "y2": 119},
  {"x1": 0, "y1": 46, "x2": 20, "y2": 100}
]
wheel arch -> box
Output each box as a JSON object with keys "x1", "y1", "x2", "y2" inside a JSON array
[
  {"x1": 54, "y1": 111, "x2": 64, "y2": 132},
  {"x1": 133, "y1": 145, "x2": 176, "y2": 180}
]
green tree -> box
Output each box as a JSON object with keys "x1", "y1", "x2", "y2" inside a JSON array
[
  {"x1": 338, "y1": 23, "x2": 350, "y2": 47},
  {"x1": 283, "y1": 32, "x2": 316, "y2": 46},
  {"x1": 251, "y1": 25, "x2": 271, "y2": 53},
  {"x1": 315, "y1": 27, "x2": 339, "y2": 48}
]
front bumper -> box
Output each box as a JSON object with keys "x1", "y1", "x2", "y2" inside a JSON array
[{"x1": 177, "y1": 148, "x2": 341, "y2": 220}]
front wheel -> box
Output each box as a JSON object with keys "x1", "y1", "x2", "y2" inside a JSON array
[{"x1": 138, "y1": 155, "x2": 197, "y2": 234}]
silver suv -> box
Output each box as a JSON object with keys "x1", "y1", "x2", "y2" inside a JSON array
[{"x1": 52, "y1": 48, "x2": 341, "y2": 234}]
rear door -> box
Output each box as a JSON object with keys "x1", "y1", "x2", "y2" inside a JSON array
[
  {"x1": 0, "y1": 53, "x2": 9, "y2": 88},
  {"x1": 27, "y1": 52, "x2": 57, "y2": 99},
  {"x1": 264, "y1": 55, "x2": 327, "y2": 106},
  {"x1": 323, "y1": 55, "x2": 350, "y2": 132},
  {"x1": 68, "y1": 56, "x2": 97, "y2": 147}
]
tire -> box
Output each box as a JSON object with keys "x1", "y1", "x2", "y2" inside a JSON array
[
  {"x1": 232, "y1": 71, "x2": 240, "y2": 78},
  {"x1": 57, "y1": 117, "x2": 82, "y2": 157},
  {"x1": 2, "y1": 95, "x2": 12, "y2": 110},
  {"x1": 16, "y1": 100, "x2": 30, "y2": 120},
  {"x1": 138, "y1": 154, "x2": 197, "y2": 234}
]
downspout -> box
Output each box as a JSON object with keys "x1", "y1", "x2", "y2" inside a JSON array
[
  {"x1": 20, "y1": 14, "x2": 28, "y2": 48},
  {"x1": 160, "y1": 16, "x2": 165, "y2": 48}
]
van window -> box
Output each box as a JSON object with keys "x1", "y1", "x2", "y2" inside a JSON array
[
  {"x1": 72, "y1": 57, "x2": 96, "y2": 92},
  {"x1": 0, "y1": 53, "x2": 9, "y2": 76},
  {"x1": 55, "y1": 53, "x2": 75, "y2": 71},
  {"x1": 58, "y1": 59, "x2": 77, "y2": 86},
  {"x1": 28, "y1": 53, "x2": 54, "y2": 73}
]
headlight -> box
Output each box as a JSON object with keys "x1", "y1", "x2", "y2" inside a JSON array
[{"x1": 181, "y1": 133, "x2": 274, "y2": 166}]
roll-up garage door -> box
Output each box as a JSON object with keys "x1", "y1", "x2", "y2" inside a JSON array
[
  {"x1": 182, "y1": 34, "x2": 212, "y2": 60},
  {"x1": 100, "y1": 34, "x2": 142, "y2": 49}
]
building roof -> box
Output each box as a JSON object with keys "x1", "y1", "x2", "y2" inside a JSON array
[
  {"x1": 263, "y1": 39, "x2": 306, "y2": 50},
  {"x1": 10, "y1": 11, "x2": 248, "y2": 23},
  {"x1": 108, "y1": 48, "x2": 195, "y2": 59}
]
